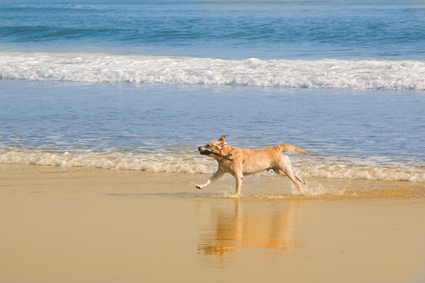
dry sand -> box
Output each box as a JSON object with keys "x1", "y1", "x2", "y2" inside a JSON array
[{"x1": 1, "y1": 164, "x2": 424, "y2": 283}]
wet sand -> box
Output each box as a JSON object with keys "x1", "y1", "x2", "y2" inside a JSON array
[{"x1": 1, "y1": 164, "x2": 424, "y2": 283}]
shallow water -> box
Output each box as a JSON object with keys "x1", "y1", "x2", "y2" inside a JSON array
[{"x1": 1, "y1": 80, "x2": 424, "y2": 184}]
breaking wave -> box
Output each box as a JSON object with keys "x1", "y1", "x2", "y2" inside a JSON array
[{"x1": 1, "y1": 52, "x2": 424, "y2": 90}]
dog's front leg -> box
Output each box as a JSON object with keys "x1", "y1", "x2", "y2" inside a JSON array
[
  {"x1": 235, "y1": 176, "x2": 243, "y2": 195},
  {"x1": 232, "y1": 172, "x2": 244, "y2": 195},
  {"x1": 196, "y1": 169, "x2": 225, "y2": 190}
]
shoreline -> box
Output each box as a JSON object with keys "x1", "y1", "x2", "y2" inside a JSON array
[
  {"x1": 1, "y1": 163, "x2": 423, "y2": 199},
  {"x1": 1, "y1": 164, "x2": 424, "y2": 283}
]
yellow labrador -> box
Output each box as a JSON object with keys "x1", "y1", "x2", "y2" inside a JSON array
[{"x1": 196, "y1": 135, "x2": 307, "y2": 195}]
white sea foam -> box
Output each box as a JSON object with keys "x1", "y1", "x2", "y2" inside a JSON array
[
  {"x1": 1, "y1": 52, "x2": 424, "y2": 90},
  {"x1": 0, "y1": 150, "x2": 215, "y2": 174},
  {"x1": 1, "y1": 150, "x2": 424, "y2": 182}
]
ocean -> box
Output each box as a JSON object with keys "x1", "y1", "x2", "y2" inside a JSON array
[{"x1": 1, "y1": 0, "x2": 425, "y2": 192}]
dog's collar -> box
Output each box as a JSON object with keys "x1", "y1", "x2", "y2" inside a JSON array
[{"x1": 211, "y1": 148, "x2": 233, "y2": 161}]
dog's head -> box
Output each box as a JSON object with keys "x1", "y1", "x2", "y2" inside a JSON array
[{"x1": 198, "y1": 135, "x2": 232, "y2": 160}]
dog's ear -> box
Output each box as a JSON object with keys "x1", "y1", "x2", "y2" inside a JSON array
[
  {"x1": 219, "y1": 135, "x2": 226, "y2": 142},
  {"x1": 217, "y1": 142, "x2": 228, "y2": 150}
]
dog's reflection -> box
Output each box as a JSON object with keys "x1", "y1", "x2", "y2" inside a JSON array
[{"x1": 198, "y1": 199, "x2": 303, "y2": 255}]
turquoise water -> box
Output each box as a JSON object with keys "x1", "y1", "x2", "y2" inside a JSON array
[{"x1": 1, "y1": 1, "x2": 425, "y2": 59}]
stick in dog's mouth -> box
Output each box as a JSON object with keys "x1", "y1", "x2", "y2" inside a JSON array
[{"x1": 198, "y1": 146, "x2": 212, "y2": 155}]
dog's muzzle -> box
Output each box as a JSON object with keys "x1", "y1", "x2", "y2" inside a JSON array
[{"x1": 198, "y1": 146, "x2": 212, "y2": 155}]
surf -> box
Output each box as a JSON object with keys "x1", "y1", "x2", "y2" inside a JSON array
[
  {"x1": 1, "y1": 149, "x2": 424, "y2": 183},
  {"x1": 1, "y1": 52, "x2": 425, "y2": 90}
]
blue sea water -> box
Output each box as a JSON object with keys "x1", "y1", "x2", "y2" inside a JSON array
[{"x1": 1, "y1": 0, "x2": 425, "y2": 186}]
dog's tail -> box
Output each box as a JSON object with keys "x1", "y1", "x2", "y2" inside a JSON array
[{"x1": 279, "y1": 144, "x2": 308, "y2": 155}]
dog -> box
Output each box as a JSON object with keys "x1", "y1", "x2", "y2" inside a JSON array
[{"x1": 196, "y1": 135, "x2": 307, "y2": 195}]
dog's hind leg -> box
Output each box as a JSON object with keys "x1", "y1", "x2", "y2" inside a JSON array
[
  {"x1": 196, "y1": 169, "x2": 225, "y2": 189},
  {"x1": 274, "y1": 168, "x2": 305, "y2": 195},
  {"x1": 294, "y1": 172, "x2": 306, "y2": 185}
]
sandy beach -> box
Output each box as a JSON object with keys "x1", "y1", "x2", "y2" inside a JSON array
[{"x1": 1, "y1": 164, "x2": 424, "y2": 283}]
